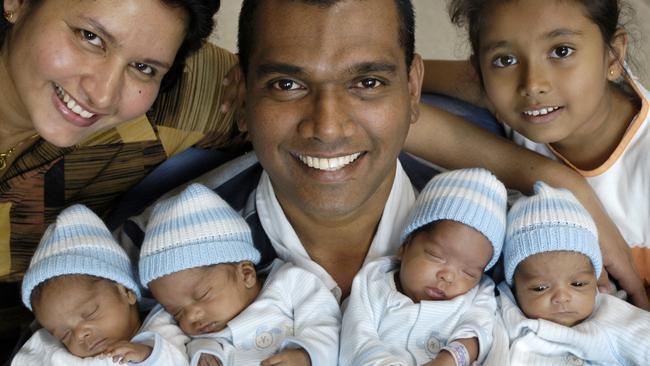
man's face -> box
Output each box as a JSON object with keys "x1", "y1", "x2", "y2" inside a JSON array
[{"x1": 240, "y1": 0, "x2": 423, "y2": 221}]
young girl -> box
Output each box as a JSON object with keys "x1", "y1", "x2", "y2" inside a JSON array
[{"x1": 419, "y1": 0, "x2": 650, "y2": 303}]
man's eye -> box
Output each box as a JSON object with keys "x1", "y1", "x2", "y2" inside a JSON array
[
  {"x1": 492, "y1": 55, "x2": 518, "y2": 68},
  {"x1": 79, "y1": 29, "x2": 104, "y2": 48},
  {"x1": 355, "y1": 78, "x2": 384, "y2": 89},
  {"x1": 550, "y1": 46, "x2": 575, "y2": 59},
  {"x1": 271, "y1": 79, "x2": 302, "y2": 91}
]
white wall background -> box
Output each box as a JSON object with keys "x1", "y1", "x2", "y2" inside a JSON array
[{"x1": 211, "y1": 0, "x2": 649, "y2": 84}]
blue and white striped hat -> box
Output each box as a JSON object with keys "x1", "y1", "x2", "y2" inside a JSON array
[
  {"x1": 401, "y1": 168, "x2": 507, "y2": 270},
  {"x1": 504, "y1": 181, "x2": 601, "y2": 285},
  {"x1": 139, "y1": 183, "x2": 260, "y2": 288},
  {"x1": 21, "y1": 205, "x2": 141, "y2": 310}
]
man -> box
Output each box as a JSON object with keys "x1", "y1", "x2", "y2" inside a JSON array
[
  {"x1": 123, "y1": 0, "x2": 647, "y2": 308},
  {"x1": 235, "y1": 0, "x2": 423, "y2": 298}
]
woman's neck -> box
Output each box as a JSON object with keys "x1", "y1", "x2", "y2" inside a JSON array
[
  {"x1": 551, "y1": 84, "x2": 639, "y2": 171},
  {"x1": 0, "y1": 48, "x2": 37, "y2": 152}
]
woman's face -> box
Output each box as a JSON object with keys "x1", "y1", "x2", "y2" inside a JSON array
[{"x1": 4, "y1": 0, "x2": 188, "y2": 147}]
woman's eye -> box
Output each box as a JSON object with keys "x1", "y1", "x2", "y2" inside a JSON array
[
  {"x1": 354, "y1": 78, "x2": 384, "y2": 89},
  {"x1": 132, "y1": 62, "x2": 155, "y2": 76},
  {"x1": 80, "y1": 29, "x2": 104, "y2": 48},
  {"x1": 492, "y1": 55, "x2": 518, "y2": 68},
  {"x1": 271, "y1": 79, "x2": 302, "y2": 91},
  {"x1": 551, "y1": 46, "x2": 575, "y2": 59}
]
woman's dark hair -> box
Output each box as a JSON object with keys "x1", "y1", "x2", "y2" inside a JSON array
[
  {"x1": 1, "y1": 0, "x2": 220, "y2": 91},
  {"x1": 237, "y1": 0, "x2": 415, "y2": 78},
  {"x1": 447, "y1": 0, "x2": 630, "y2": 85}
]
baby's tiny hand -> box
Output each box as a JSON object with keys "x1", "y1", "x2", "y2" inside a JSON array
[
  {"x1": 101, "y1": 341, "x2": 152, "y2": 364},
  {"x1": 198, "y1": 353, "x2": 223, "y2": 366},
  {"x1": 261, "y1": 348, "x2": 311, "y2": 366},
  {"x1": 424, "y1": 349, "x2": 457, "y2": 366}
]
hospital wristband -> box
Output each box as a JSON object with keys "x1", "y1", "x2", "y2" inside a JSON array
[{"x1": 441, "y1": 341, "x2": 470, "y2": 366}]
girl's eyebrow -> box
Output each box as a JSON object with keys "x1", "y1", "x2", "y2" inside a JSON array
[
  {"x1": 481, "y1": 28, "x2": 585, "y2": 53},
  {"x1": 544, "y1": 28, "x2": 584, "y2": 40},
  {"x1": 480, "y1": 40, "x2": 509, "y2": 53}
]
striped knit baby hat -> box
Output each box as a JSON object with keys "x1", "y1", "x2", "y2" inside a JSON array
[
  {"x1": 139, "y1": 183, "x2": 260, "y2": 288},
  {"x1": 400, "y1": 168, "x2": 507, "y2": 270},
  {"x1": 504, "y1": 181, "x2": 601, "y2": 285},
  {"x1": 21, "y1": 204, "x2": 141, "y2": 310}
]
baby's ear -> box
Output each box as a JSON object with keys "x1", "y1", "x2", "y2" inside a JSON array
[
  {"x1": 116, "y1": 284, "x2": 138, "y2": 305},
  {"x1": 237, "y1": 262, "x2": 258, "y2": 289}
]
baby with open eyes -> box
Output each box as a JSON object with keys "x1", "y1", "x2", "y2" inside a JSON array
[
  {"x1": 489, "y1": 181, "x2": 650, "y2": 365},
  {"x1": 340, "y1": 168, "x2": 507, "y2": 366},
  {"x1": 13, "y1": 204, "x2": 189, "y2": 366},
  {"x1": 138, "y1": 183, "x2": 340, "y2": 366}
]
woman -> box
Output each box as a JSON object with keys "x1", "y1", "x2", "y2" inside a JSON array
[
  {"x1": 0, "y1": 0, "x2": 239, "y2": 357},
  {"x1": 1, "y1": 0, "x2": 239, "y2": 281}
]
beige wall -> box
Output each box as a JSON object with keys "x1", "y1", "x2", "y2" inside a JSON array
[{"x1": 212, "y1": 1, "x2": 649, "y2": 85}]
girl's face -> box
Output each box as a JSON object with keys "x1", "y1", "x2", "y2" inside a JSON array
[
  {"x1": 3, "y1": 0, "x2": 187, "y2": 147},
  {"x1": 478, "y1": 0, "x2": 626, "y2": 147}
]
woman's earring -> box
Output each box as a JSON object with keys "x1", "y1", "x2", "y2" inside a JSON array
[{"x1": 3, "y1": 11, "x2": 14, "y2": 22}]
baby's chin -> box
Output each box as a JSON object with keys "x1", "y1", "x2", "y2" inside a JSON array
[
  {"x1": 543, "y1": 314, "x2": 588, "y2": 328},
  {"x1": 67, "y1": 337, "x2": 119, "y2": 358}
]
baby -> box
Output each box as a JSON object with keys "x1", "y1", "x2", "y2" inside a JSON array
[
  {"x1": 492, "y1": 181, "x2": 650, "y2": 365},
  {"x1": 139, "y1": 183, "x2": 340, "y2": 366},
  {"x1": 13, "y1": 204, "x2": 188, "y2": 366},
  {"x1": 340, "y1": 168, "x2": 507, "y2": 366}
]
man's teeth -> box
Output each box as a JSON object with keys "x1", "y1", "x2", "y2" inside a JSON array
[
  {"x1": 299, "y1": 152, "x2": 361, "y2": 171},
  {"x1": 524, "y1": 106, "x2": 560, "y2": 116},
  {"x1": 55, "y1": 85, "x2": 95, "y2": 119}
]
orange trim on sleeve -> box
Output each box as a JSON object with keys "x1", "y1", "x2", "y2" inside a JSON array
[
  {"x1": 631, "y1": 247, "x2": 650, "y2": 289},
  {"x1": 548, "y1": 79, "x2": 649, "y2": 177}
]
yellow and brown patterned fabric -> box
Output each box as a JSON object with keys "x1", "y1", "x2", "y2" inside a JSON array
[{"x1": 0, "y1": 43, "x2": 241, "y2": 281}]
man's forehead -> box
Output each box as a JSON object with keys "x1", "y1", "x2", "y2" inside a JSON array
[{"x1": 250, "y1": 0, "x2": 404, "y2": 74}]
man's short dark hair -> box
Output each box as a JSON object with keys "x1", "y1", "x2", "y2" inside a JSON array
[{"x1": 237, "y1": 0, "x2": 415, "y2": 77}]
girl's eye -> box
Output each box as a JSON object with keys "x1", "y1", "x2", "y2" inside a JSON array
[
  {"x1": 271, "y1": 79, "x2": 303, "y2": 91},
  {"x1": 572, "y1": 281, "x2": 588, "y2": 287},
  {"x1": 354, "y1": 78, "x2": 384, "y2": 89},
  {"x1": 132, "y1": 62, "x2": 155, "y2": 76},
  {"x1": 550, "y1": 46, "x2": 575, "y2": 59},
  {"x1": 492, "y1": 55, "x2": 518, "y2": 68},
  {"x1": 80, "y1": 29, "x2": 104, "y2": 48}
]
